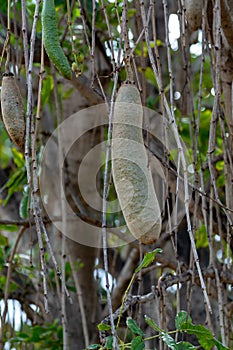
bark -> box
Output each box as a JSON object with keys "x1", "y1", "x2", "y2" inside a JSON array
[{"x1": 220, "y1": 0, "x2": 233, "y2": 50}]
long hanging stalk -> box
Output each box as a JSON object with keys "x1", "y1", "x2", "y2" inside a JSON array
[
  {"x1": 188, "y1": 0, "x2": 208, "y2": 324},
  {"x1": 21, "y1": 0, "x2": 29, "y2": 74},
  {"x1": 162, "y1": 2, "x2": 184, "y2": 333},
  {"x1": 68, "y1": 250, "x2": 89, "y2": 347},
  {"x1": 91, "y1": 0, "x2": 97, "y2": 84},
  {"x1": 52, "y1": 67, "x2": 69, "y2": 350},
  {"x1": 21, "y1": 0, "x2": 68, "y2": 315},
  {"x1": 100, "y1": 0, "x2": 116, "y2": 71},
  {"x1": 101, "y1": 75, "x2": 119, "y2": 349},
  {"x1": 98, "y1": 2, "x2": 120, "y2": 348},
  {"x1": 77, "y1": 0, "x2": 92, "y2": 53},
  {"x1": 206, "y1": 0, "x2": 227, "y2": 344}
]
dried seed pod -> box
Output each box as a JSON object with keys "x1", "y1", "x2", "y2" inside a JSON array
[
  {"x1": 185, "y1": 0, "x2": 202, "y2": 32},
  {"x1": 1, "y1": 73, "x2": 25, "y2": 150},
  {"x1": 41, "y1": 0, "x2": 72, "y2": 80},
  {"x1": 111, "y1": 83, "x2": 161, "y2": 244}
]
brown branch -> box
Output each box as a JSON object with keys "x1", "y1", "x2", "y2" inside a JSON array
[
  {"x1": 0, "y1": 219, "x2": 32, "y2": 227},
  {"x1": 220, "y1": 0, "x2": 233, "y2": 50},
  {"x1": 103, "y1": 287, "x2": 157, "y2": 324},
  {"x1": 100, "y1": 265, "x2": 233, "y2": 329},
  {"x1": 70, "y1": 72, "x2": 105, "y2": 104},
  {"x1": 160, "y1": 265, "x2": 233, "y2": 291},
  {"x1": 99, "y1": 287, "x2": 157, "y2": 344},
  {"x1": 0, "y1": 44, "x2": 105, "y2": 107}
]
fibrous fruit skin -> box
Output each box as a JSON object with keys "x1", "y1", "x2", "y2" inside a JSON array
[
  {"x1": 41, "y1": 0, "x2": 72, "y2": 80},
  {"x1": 1, "y1": 73, "x2": 25, "y2": 150},
  {"x1": 112, "y1": 83, "x2": 161, "y2": 244},
  {"x1": 185, "y1": 0, "x2": 202, "y2": 32}
]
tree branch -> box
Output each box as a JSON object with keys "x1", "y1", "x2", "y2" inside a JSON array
[{"x1": 100, "y1": 265, "x2": 233, "y2": 329}]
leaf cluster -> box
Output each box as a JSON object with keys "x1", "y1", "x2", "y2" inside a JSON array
[
  {"x1": 89, "y1": 251, "x2": 229, "y2": 350},
  {"x1": 93, "y1": 311, "x2": 229, "y2": 350},
  {"x1": 10, "y1": 319, "x2": 63, "y2": 350}
]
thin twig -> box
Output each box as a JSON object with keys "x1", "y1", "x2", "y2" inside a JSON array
[
  {"x1": 22, "y1": 0, "x2": 49, "y2": 313},
  {"x1": 100, "y1": 0, "x2": 116, "y2": 71},
  {"x1": 91, "y1": 0, "x2": 96, "y2": 85},
  {"x1": 163, "y1": 2, "x2": 183, "y2": 331},
  {"x1": 219, "y1": 114, "x2": 233, "y2": 269},
  {"x1": 122, "y1": 0, "x2": 133, "y2": 81},
  {"x1": 68, "y1": 250, "x2": 90, "y2": 347},
  {"x1": 207, "y1": 1, "x2": 226, "y2": 343},
  {"x1": 101, "y1": 73, "x2": 119, "y2": 349},
  {"x1": 52, "y1": 66, "x2": 69, "y2": 349},
  {"x1": 77, "y1": 0, "x2": 91, "y2": 53}
]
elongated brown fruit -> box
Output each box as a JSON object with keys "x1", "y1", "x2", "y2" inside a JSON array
[
  {"x1": 112, "y1": 82, "x2": 161, "y2": 244},
  {"x1": 1, "y1": 73, "x2": 25, "y2": 150}
]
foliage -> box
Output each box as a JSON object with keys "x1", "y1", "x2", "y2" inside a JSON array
[
  {"x1": 90, "y1": 311, "x2": 229, "y2": 350},
  {"x1": 91, "y1": 251, "x2": 230, "y2": 350},
  {"x1": 134, "y1": 248, "x2": 163, "y2": 273},
  {"x1": 0, "y1": 148, "x2": 26, "y2": 207},
  {"x1": 10, "y1": 319, "x2": 63, "y2": 350}
]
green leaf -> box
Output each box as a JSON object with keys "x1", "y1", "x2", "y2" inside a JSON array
[
  {"x1": 126, "y1": 317, "x2": 145, "y2": 337},
  {"x1": 2, "y1": 169, "x2": 26, "y2": 205},
  {"x1": 97, "y1": 323, "x2": 111, "y2": 331},
  {"x1": 128, "y1": 9, "x2": 136, "y2": 18},
  {"x1": 29, "y1": 325, "x2": 45, "y2": 342},
  {"x1": 176, "y1": 342, "x2": 196, "y2": 349},
  {"x1": 180, "y1": 322, "x2": 230, "y2": 350},
  {"x1": 145, "y1": 67, "x2": 157, "y2": 86},
  {"x1": 131, "y1": 336, "x2": 145, "y2": 350},
  {"x1": 0, "y1": 275, "x2": 7, "y2": 289},
  {"x1": 180, "y1": 322, "x2": 212, "y2": 339},
  {"x1": 62, "y1": 87, "x2": 74, "y2": 100},
  {"x1": 11, "y1": 147, "x2": 25, "y2": 168},
  {"x1": 106, "y1": 335, "x2": 113, "y2": 349},
  {"x1": 0, "y1": 234, "x2": 8, "y2": 245},
  {"x1": 72, "y1": 7, "x2": 80, "y2": 18},
  {"x1": 37, "y1": 330, "x2": 53, "y2": 339},
  {"x1": 199, "y1": 337, "x2": 219, "y2": 350},
  {"x1": 0, "y1": 224, "x2": 18, "y2": 232},
  {"x1": 2, "y1": 169, "x2": 24, "y2": 190},
  {"x1": 9, "y1": 281, "x2": 19, "y2": 292},
  {"x1": 86, "y1": 345, "x2": 101, "y2": 350},
  {"x1": 41, "y1": 75, "x2": 54, "y2": 106},
  {"x1": 196, "y1": 225, "x2": 209, "y2": 249},
  {"x1": 46, "y1": 318, "x2": 59, "y2": 330},
  {"x1": 56, "y1": 326, "x2": 63, "y2": 340},
  {"x1": 10, "y1": 332, "x2": 29, "y2": 342},
  {"x1": 0, "y1": 0, "x2": 7, "y2": 14},
  {"x1": 212, "y1": 339, "x2": 230, "y2": 350},
  {"x1": 144, "y1": 315, "x2": 162, "y2": 333},
  {"x1": 161, "y1": 332, "x2": 178, "y2": 349},
  {"x1": 134, "y1": 248, "x2": 163, "y2": 273},
  {"x1": 175, "y1": 311, "x2": 192, "y2": 330}
]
